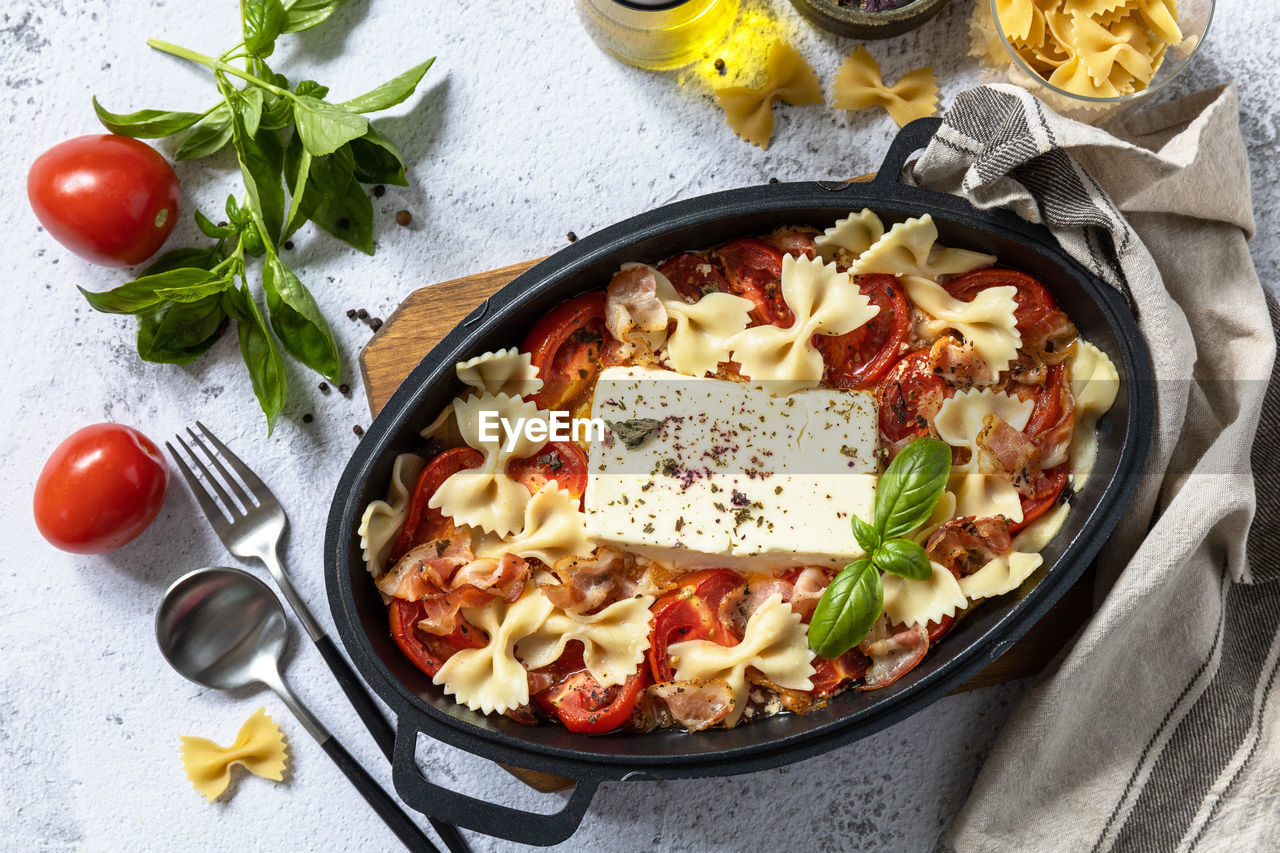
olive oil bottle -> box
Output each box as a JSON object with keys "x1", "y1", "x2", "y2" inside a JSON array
[{"x1": 576, "y1": 0, "x2": 741, "y2": 70}]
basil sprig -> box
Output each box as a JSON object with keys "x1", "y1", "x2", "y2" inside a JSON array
[
  {"x1": 808, "y1": 437, "x2": 952, "y2": 659},
  {"x1": 83, "y1": 0, "x2": 434, "y2": 430}
]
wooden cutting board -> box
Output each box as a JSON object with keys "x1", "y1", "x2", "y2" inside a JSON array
[{"x1": 358, "y1": 256, "x2": 1095, "y2": 794}]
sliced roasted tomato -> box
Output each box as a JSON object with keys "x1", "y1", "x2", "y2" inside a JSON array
[
  {"x1": 713, "y1": 238, "x2": 790, "y2": 326},
  {"x1": 647, "y1": 569, "x2": 745, "y2": 682},
  {"x1": 816, "y1": 274, "x2": 910, "y2": 390},
  {"x1": 523, "y1": 291, "x2": 608, "y2": 411},
  {"x1": 876, "y1": 349, "x2": 948, "y2": 445},
  {"x1": 1024, "y1": 363, "x2": 1068, "y2": 437},
  {"x1": 657, "y1": 252, "x2": 730, "y2": 303},
  {"x1": 390, "y1": 447, "x2": 484, "y2": 564},
  {"x1": 944, "y1": 269, "x2": 1057, "y2": 334},
  {"x1": 389, "y1": 598, "x2": 486, "y2": 678},
  {"x1": 535, "y1": 667, "x2": 650, "y2": 734},
  {"x1": 506, "y1": 440, "x2": 589, "y2": 499},
  {"x1": 1009, "y1": 463, "x2": 1069, "y2": 535},
  {"x1": 809, "y1": 649, "x2": 870, "y2": 696}
]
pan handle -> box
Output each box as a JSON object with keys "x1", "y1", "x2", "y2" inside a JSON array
[
  {"x1": 870, "y1": 116, "x2": 943, "y2": 189},
  {"x1": 392, "y1": 719, "x2": 600, "y2": 847}
]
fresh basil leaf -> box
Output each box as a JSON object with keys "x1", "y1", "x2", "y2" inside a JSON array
[
  {"x1": 874, "y1": 437, "x2": 952, "y2": 540},
  {"x1": 283, "y1": 140, "x2": 312, "y2": 238},
  {"x1": 137, "y1": 295, "x2": 228, "y2": 365},
  {"x1": 873, "y1": 538, "x2": 932, "y2": 581},
  {"x1": 281, "y1": 0, "x2": 347, "y2": 33},
  {"x1": 307, "y1": 168, "x2": 373, "y2": 254},
  {"x1": 225, "y1": 194, "x2": 250, "y2": 228},
  {"x1": 851, "y1": 514, "x2": 881, "y2": 555},
  {"x1": 222, "y1": 285, "x2": 287, "y2": 432},
  {"x1": 295, "y1": 79, "x2": 330, "y2": 99},
  {"x1": 80, "y1": 268, "x2": 225, "y2": 314},
  {"x1": 292, "y1": 94, "x2": 368, "y2": 157},
  {"x1": 228, "y1": 104, "x2": 287, "y2": 242},
  {"x1": 243, "y1": 0, "x2": 286, "y2": 57},
  {"x1": 339, "y1": 57, "x2": 434, "y2": 114},
  {"x1": 262, "y1": 251, "x2": 341, "y2": 381},
  {"x1": 142, "y1": 247, "x2": 223, "y2": 275},
  {"x1": 92, "y1": 97, "x2": 204, "y2": 138},
  {"x1": 176, "y1": 103, "x2": 233, "y2": 160},
  {"x1": 259, "y1": 93, "x2": 293, "y2": 131},
  {"x1": 232, "y1": 86, "x2": 266, "y2": 138},
  {"x1": 195, "y1": 209, "x2": 232, "y2": 239},
  {"x1": 350, "y1": 125, "x2": 407, "y2": 185},
  {"x1": 808, "y1": 560, "x2": 882, "y2": 659}
]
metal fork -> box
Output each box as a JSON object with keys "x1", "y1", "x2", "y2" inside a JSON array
[{"x1": 168, "y1": 422, "x2": 470, "y2": 853}]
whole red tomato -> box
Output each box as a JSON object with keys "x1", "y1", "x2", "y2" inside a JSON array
[
  {"x1": 27, "y1": 135, "x2": 181, "y2": 267},
  {"x1": 34, "y1": 424, "x2": 170, "y2": 554}
]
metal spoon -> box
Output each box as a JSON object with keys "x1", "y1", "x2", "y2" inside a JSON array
[{"x1": 156, "y1": 567, "x2": 440, "y2": 853}]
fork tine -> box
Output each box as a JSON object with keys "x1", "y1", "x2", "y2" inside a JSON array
[
  {"x1": 176, "y1": 432, "x2": 248, "y2": 518},
  {"x1": 185, "y1": 427, "x2": 257, "y2": 512},
  {"x1": 194, "y1": 420, "x2": 272, "y2": 498},
  {"x1": 166, "y1": 440, "x2": 234, "y2": 527}
]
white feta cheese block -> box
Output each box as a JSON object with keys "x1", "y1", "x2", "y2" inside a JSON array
[{"x1": 585, "y1": 366, "x2": 878, "y2": 570}]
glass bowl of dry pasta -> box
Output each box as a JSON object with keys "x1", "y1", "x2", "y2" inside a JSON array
[{"x1": 983, "y1": 0, "x2": 1214, "y2": 121}]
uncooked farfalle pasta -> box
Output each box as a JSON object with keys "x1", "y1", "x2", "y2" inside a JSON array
[
  {"x1": 179, "y1": 707, "x2": 288, "y2": 801},
  {"x1": 831, "y1": 47, "x2": 939, "y2": 127},
  {"x1": 992, "y1": 0, "x2": 1183, "y2": 97},
  {"x1": 713, "y1": 39, "x2": 823, "y2": 149}
]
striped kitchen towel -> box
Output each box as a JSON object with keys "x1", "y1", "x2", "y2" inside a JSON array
[{"x1": 911, "y1": 84, "x2": 1280, "y2": 852}]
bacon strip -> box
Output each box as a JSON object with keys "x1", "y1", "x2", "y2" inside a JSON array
[
  {"x1": 859, "y1": 619, "x2": 929, "y2": 689},
  {"x1": 788, "y1": 567, "x2": 830, "y2": 622},
  {"x1": 925, "y1": 516, "x2": 1012, "y2": 576},
  {"x1": 645, "y1": 680, "x2": 736, "y2": 731},
  {"x1": 1023, "y1": 309, "x2": 1077, "y2": 365},
  {"x1": 929, "y1": 335, "x2": 994, "y2": 389},
  {"x1": 761, "y1": 225, "x2": 819, "y2": 260},
  {"x1": 605, "y1": 265, "x2": 667, "y2": 362},
  {"x1": 977, "y1": 413, "x2": 1042, "y2": 496}
]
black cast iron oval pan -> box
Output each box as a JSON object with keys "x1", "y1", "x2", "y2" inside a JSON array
[{"x1": 324, "y1": 118, "x2": 1154, "y2": 846}]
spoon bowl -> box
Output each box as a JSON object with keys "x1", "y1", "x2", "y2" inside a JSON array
[{"x1": 156, "y1": 567, "x2": 287, "y2": 691}]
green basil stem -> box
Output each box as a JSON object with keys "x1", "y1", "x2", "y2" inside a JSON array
[{"x1": 147, "y1": 38, "x2": 290, "y2": 97}]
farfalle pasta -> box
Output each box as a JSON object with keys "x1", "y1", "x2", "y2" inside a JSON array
[
  {"x1": 429, "y1": 393, "x2": 548, "y2": 536},
  {"x1": 992, "y1": 0, "x2": 1184, "y2": 98},
  {"x1": 669, "y1": 594, "x2": 814, "y2": 727},
  {"x1": 934, "y1": 388, "x2": 1036, "y2": 522},
  {"x1": 180, "y1": 707, "x2": 288, "y2": 802},
  {"x1": 362, "y1": 207, "x2": 1117, "y2": 734},
  {"x1": 832, "y1": 46, "x2": 939, "y2": 128},
  {"x1": 358, "y1": 452, "x2": 425, "y2": 576},
  {"x1": 714, "y1": 39, "x2": 823, "y2": 149},
  {"x1": 855, "y1": 215, "x2": 997, "y2": 279},
  {"x1": 727, "y1": 254, "x2": 878, "y2": 396}
]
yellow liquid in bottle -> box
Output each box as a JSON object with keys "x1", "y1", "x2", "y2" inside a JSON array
[{"x1": 576, "y1": 0, "x2": 741, "y2": 71}]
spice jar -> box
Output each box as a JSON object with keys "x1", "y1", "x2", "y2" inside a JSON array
[{"x1": 576, "y1": 0, "x2": 740, "y2": 70}]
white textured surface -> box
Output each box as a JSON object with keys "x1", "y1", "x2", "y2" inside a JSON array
[{"x1": 0, "y1": 0, "x2": 1273, "y2": 851}]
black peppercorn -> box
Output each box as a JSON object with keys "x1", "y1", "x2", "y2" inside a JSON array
[
  {"x1": 353, "y1": 424, "x2": 364, "y2": 436},
  {"x1": 283, "y1": 240, "x2": 294, "y2": 250},
  {"x1": 357, "y1": 308, "x2": 368, "y2": 320},
  {"x1": 370, "y1": 317, "x2": 383, "y2": 331},
  {"x1": 373, "y1": 185, "x2": 386, "y2": 198},
  {"x1": 339, "y1": 383, "x2": 351, "y2": 395},
  {"x1": 567, "y1": 231, "x2": 578, "y2": 242},
  {"x1": 302, "y1": 413, "x2": 313, "y2": 424},
  {"x1": 319, "y1": 381, "x2": 330, "y2": 393},
  {"x1": 346, "y1": 309, "x2": 357, "y2": 319}
]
